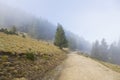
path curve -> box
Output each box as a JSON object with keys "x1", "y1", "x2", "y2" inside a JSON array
[{"x1": 58, "y1": 52, "x2": 120, "y2": 80}]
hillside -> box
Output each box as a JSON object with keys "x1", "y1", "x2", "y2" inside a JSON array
[
  {"x1": 0, "y1": 32, "x2": 66, "y2": 80},
  {"x1": 0, "y1": 3, "x2": 91, "y2": 51}
]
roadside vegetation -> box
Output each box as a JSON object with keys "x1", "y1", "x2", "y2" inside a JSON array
[
  {"x1": 0, "y1": 32, "x2": 66, "y2": 80},
  {"x1": 0, "y1": 27, "x2": 18, "y2": 35},
  {"x1": 94, "y1": 59, "x2": 120, "y2": 73},
  {"x1": 0, "y1": 32, "x2": 64, "y2": 54},
  {"x1": 77, "y1": 52, "x2": 120, "y2": 73}
]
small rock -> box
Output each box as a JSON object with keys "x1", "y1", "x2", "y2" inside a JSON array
[
  {"x1": 33, "y1": 66, "x2": 39, "y2": 70},
  {"x1": 8, "y1": 67, "x2": 15, "y2": 70},
  {"x1": 12, "y1": 70, "x2": 18, "y2": 74},
  {"x1": 0, "y1": 72, "x2": 4, "y2": 75}
]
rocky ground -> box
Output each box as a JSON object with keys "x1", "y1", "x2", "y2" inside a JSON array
[{"x1": 0, "y1": 52, "x2": 66, "y2": 80}]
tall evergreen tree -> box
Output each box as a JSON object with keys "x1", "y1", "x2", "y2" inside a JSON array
[
  {"x1": 91, "y1": 40, "x2": 100, "y2": 58},
  {"x1": 11, "y1": 26, "x2": 17, "y2": 33},
  {"x1": 100, "y1": 39, "x2": 108, "y2": 61},
  {"x1": 54, "y1": 24, "x2": 68, "y2": 49}
]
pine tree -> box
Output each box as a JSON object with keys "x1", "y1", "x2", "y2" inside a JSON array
[
  {"x1": 54, "y1": 24, "x2": 68, "y2": 49},
  {"x1": 91, "y1": 40, "x2": 100, "y2": 58},
  {"x1": 11, "y1": 26, "x2": 17, "y2": 34}
]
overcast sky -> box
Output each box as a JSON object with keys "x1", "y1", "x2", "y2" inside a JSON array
[{"x1": 0, "y1": 0, "x2": 120, "y2": 44}]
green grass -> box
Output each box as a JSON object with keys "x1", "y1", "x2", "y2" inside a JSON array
[{"x1": 25, "y1": 52, "x2": 35, "y2": 61}]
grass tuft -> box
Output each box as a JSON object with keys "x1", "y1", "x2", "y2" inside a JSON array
[{"x1": 26, "y1": 52, "x2": 35, "y2": 61}]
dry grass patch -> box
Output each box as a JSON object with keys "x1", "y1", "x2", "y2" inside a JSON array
[
  {"x1": 0, "y1": 32, "x2": 66, "y2": 80},
  {"x1": 77, "y1": 52, "x2": 120, "y2": 73},
  {"x1": 0, "y1": 32, "x2": 63, "y2": 55},
  {"x1": 97, "y1": 60, "x2": 120, "y2": 73}
]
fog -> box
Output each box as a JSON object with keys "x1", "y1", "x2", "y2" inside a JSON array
[
  {"x1": 0, "y1": 0, "x2": 120, "y2": 65},
  {"x1": 1, "y1": 0, "x2": 120, "y2": 44},
  {"x1": 0, "y1": 2, "x2": 91, "y2": 52}
]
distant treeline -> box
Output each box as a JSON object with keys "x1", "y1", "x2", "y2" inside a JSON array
[
  {"x1": 0, "y1": 4, "x2": 91, "y2": 52},
  {"x1": 91, "y1": 39, "x2": 120, "y2": 65},
  {"x1": 0, "y1": 26, "x2": 17, "y2": 35}
]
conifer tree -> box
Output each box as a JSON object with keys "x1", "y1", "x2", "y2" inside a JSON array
[{"x1": 54, "y1": 24, "x2": 68, "y2": 49}]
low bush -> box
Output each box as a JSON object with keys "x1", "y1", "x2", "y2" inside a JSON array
[
  {"x1": 1, "y1": 55, "x2": 9, "y2": 61},
  {"x1": 0, "y1": 28, "x2": 18, "y2": 35},
  {"x1": 22, "y1": 34, "x2": 26, "y2": 38},
  {"x1": 25, "y1": 52, "x2": 35, "y2": 61}
]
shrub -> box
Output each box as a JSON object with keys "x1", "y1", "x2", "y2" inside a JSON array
[
  {"x1": 0, "y1": 28, "x2": 18, "y2": 35},
  {"x1": 42, "y1": 54, "x2": 49, "y2": 60},
  {"x1": 1, "y1": 55, "x2": 9, "y2": 61},
  {"x1": 22, "y1": 34, "x2": 26, "y2": 38},
  {"x1": 26, "y1": 52, "x2": 35, "y2": 61}
]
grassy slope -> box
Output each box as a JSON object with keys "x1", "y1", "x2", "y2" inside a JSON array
[
  {"x1": 0, "y1": 32, "x2": 66, "y2": 80},
  {"x1": 95, "y1": 59, "x2": 120, "y2": 73},
  {"x1": 0, "y1": 32, "x2": 63, "y2": 54},
  {"x1": 77, "y1": 52, "x2": 120, "y2": 73},
  {"x1": 86, "y1": 54, "x2": 120, "y2": 73}
]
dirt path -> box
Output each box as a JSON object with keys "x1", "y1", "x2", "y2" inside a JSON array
[{"x1": 58, "y1": 52, "x2": 120, "y2": 80}]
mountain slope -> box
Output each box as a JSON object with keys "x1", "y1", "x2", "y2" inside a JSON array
[
  {"x1": 0, "y1": 3, "x2": 56, "y2": 40},
  {"x1": 0, "y1": 3, "x2": 91, "y2": 51},
  {"x1": 0, "y1": 32, "x2": 66, "y2": 80}
]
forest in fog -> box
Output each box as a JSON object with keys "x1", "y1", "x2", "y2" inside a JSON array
[
  {"x1": 0, "y1": 0, "x2": 120, "y2": 80},
  {"x1": 91, "y1": 39, "x2": 120, "y2": 65}
]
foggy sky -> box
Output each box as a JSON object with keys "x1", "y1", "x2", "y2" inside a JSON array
[{"x1": 0, "y1": 0, "x2": 120, "y2": 44}]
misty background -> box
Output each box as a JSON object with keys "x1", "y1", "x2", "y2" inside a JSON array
[
  {"x1": 1, "y1": 0, "x2": 120, "y2": 44},
  {"x1": 0, "y1": 0, "x2": 120, "y2": 65}
]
